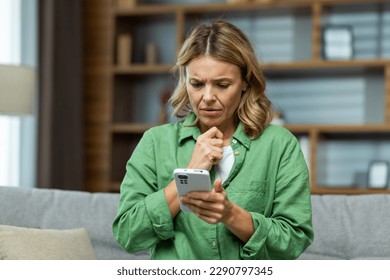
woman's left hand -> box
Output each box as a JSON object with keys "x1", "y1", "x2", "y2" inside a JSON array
[
  {"x1": 180, "y1": 179, "x2": 234, "y2": 225},
  {"x1": 181, "y1": 178, "x2": 255, "y2": 243}
]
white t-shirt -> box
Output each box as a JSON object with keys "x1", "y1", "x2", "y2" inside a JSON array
[{"x1": 215, "y1": 146, "x2": 234, "y2": 183}]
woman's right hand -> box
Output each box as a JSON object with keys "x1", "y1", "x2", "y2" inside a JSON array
[{"x1": 187, "y1": 127, "x2": 224, "y2": 171}]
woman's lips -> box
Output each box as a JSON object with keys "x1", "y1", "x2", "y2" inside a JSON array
[{"x1": 200, "y1": 109, "x2": 222, "y2": 117}]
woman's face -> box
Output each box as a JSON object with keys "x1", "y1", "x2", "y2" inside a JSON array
[{"x1": 186, "y1": 55, "x2": 246, "y2": 135}]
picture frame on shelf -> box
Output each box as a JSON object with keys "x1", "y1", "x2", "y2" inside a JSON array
[
  {"x1": 322, "y1": 25, "x2": 354, "y2": 60},
  {"x1": 367, "y1": 160, "x2": 389, "y2": 189}
]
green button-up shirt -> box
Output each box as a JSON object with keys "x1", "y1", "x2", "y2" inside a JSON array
[{"x1": 112, "y1": 114, "x2": 313, "y2": 259}]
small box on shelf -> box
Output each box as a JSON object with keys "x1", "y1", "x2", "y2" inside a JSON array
[
  {"x1": 353, "y1": 171, "x2": 368, "y2": 189},
  {"x1": 117, "y1": 34, "x2": 132, "y2": 66},
  {"x1": 226, "y1": 0, "x2": 250, "y2": 4},
  {"x1": 145, "y1": 42, "x2": 159, "y2": 65},
  {"x1": 116, "y1": 0, "x2": 138, "y2": 9}
]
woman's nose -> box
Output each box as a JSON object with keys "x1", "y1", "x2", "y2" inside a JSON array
[{"x1": 202, "y1": 86, "x2": 216, "y2": 102}]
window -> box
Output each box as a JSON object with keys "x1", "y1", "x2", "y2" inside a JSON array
[{"x1": 0, "y1": 0, "x2": 37, "y2": 188}]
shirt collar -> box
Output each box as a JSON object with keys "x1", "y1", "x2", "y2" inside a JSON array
[
  {"x1": 178, "y1": 113, "x2": 251, "y2": 149},
  {"x1": 232, "y1": 121, "x2": 251, "y2": 149},
  {"x1": 178, "y1": 113, "x2": 200, "y2": 146}
]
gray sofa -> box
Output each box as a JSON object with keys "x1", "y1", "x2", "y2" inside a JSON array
[
  {"x1": 0, "y1": 185, "x2": 389, "y2": 259},
  {"x1": 0, "y1": 186, "x2": 147, "y2": 260}
]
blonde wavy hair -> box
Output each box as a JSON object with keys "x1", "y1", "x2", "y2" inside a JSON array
[{"x1": 170, "y1": 20, "x2": 273, "y2": 139}]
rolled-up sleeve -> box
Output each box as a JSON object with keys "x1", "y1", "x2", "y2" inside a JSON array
[{"x1": 145, "y1": 190, "x2": 174, "y2": 239}]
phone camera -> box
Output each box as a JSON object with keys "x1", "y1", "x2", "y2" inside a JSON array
[{"x1": 178, "y1": 174, "x2": 188, "y2": 179}]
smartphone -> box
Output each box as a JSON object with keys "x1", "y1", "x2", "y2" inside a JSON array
[{"x1": 173, "y1": 168, "x2": 212, "y2": 212}]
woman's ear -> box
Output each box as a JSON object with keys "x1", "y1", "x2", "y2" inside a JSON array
[{"x1": 242, "y1": 82, "x2": 248, "y2": 92}]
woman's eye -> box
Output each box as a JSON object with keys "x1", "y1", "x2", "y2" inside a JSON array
[
  {"x1": 190, "y1": 82, "x2": 202, "y2": 88},
  {"x1": 218, "y1": 84, "x2": 230, "y2": 89}
]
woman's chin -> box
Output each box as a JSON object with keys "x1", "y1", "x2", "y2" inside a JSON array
[{"x1": 198, "y1": 119, "x2": 222, "y2": 130}]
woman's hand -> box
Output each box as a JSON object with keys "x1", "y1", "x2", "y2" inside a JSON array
[
  {"x1": 180, "y1": 179, "x2": 233, "y2": 224},
  {"x1": 181, "y1": 179, "x2": 255, "y2": 243},
  {"x1": 187, "y1": 127, "x2": 224, "y2": 171}
]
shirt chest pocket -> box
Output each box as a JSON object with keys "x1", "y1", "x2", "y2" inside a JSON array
[{"x1": 226, "y1": 180, "x2": 268, "y2": 214}]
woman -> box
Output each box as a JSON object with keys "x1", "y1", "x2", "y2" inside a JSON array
[{"x1": 112, "y1": 20, "x2": 313, "y2": 259}]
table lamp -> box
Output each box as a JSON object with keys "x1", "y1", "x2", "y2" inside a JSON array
[{"x1": 0, "y1": 64, "x2": 36, "y2": 115}]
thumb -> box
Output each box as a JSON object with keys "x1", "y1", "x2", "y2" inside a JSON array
[{"x1": 213, "y1": 178, "x2": 224, "y2": 193}]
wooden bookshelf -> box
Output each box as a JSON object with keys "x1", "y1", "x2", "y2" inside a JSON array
[{"x1": 84, "y1": 0, "x2": 390, "y2": 194}]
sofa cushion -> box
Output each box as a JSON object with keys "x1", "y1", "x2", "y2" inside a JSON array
[
  {"x1": 299, "y1": 194, "x2": 390, "y2": 259},
  {"x1": 0, "y1": 225, "x2": 96, "y2": 260},
  {"x1": 0, "y1": 186, "x2": 149, "y2": 260}
]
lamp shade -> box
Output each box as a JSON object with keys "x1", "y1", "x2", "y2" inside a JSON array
[{"x1": 0, "y1": 64, "x2": 36, "y2": 115}]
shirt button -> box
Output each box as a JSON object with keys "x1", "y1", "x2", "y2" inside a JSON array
[
  {"x1": 234, "y1": 151, "x2": 240, "y2": 156},
  {"x1": 211, "y1": 240, "x2": 217, "y2": 247},
  {"x1": 232, "y1": 139, "x2": 237, "y2": 144}
]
